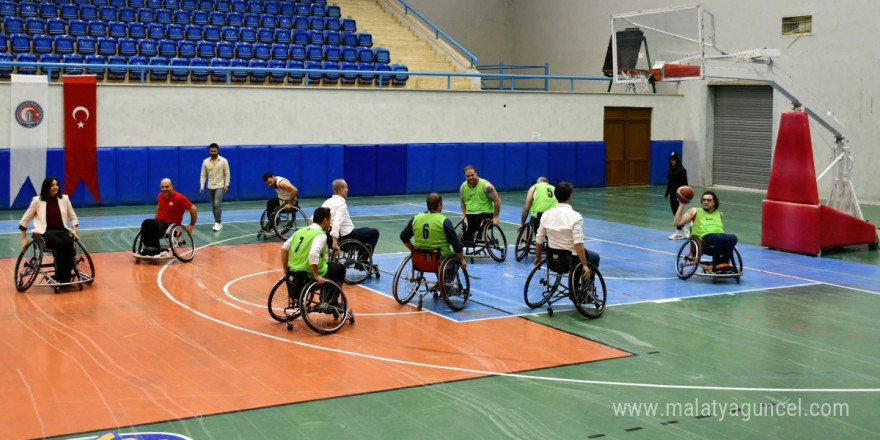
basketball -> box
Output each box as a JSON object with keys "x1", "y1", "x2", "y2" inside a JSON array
[{"x1": 676, "y1": 186, "x2": 694, "y2": 203}]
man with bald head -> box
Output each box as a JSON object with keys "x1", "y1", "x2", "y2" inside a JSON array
[
  {"x1": 136, "y1": 178, "x2": 198, "y2": 257},
  {"x1": 400, "y1": 193, "x2": 466, "y2": 269}
]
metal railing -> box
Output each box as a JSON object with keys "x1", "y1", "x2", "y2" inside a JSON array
[
  {"x1": 477, "y1": 62, "x2": 550, "y2": 91},
  {"x1": 393, "y1": 0, "x2": 478, "y2": 68}
]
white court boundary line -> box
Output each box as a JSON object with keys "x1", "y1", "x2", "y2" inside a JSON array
[{"x1": 153, "y1": 233, "x2": 880, "y2": 393}]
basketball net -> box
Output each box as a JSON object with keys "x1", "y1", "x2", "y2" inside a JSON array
[{"x1": 620, "y1": 71, "x2": 653, "y2": 94}]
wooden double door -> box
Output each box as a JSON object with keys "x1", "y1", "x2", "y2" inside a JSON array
[{"x1": 604, "y1": 107, "x2": 652, "y2": 186}]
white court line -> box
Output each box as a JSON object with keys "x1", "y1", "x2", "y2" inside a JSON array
[{"x1": 154, "y1": 235, "x2": 880, "y2": 393}]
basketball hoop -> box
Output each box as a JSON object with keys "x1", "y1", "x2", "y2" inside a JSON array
[{"x1": 620, "y1": 71, "x2": 653, "y2": 93}]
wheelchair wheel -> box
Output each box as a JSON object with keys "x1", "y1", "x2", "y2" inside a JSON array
[
  {"x1": 73, "y1": 239, "x2": 95, "y2": 285},
  {"x1": 132, "y1": 231, "x2": 143, "y2": 254},
  {"x1": 167, "y1": 225, "x2": 196, "y2": 262},
  {"x1": 675, "y1": 239, "x2": 700, "y2": 280},
  {"x1": 14, "y1": 241, "x2": 43, "y2": 292},
  {"x1": 273, "y1": 207, "x2": 308, "y2": 239},
  {"x1": 514, "y1": 223, "x2": 533, "y2": 262},
  {"x1": 268, "y1": 277, "x2": 302, "y2": 323},
  {"x1": 571, "y1": 263, "x2": 606, "y2": 319},
  {"x1": 439, "y1": 258, "x2": 470, "y2": 311},
  {"x1": 484, "y1": 222, "x2": 507, "y2": 262},
  {"x1": 523, "y1": 261, "x2": 561, "y2": 309},
  {"x1": 300, "y1": 280, "x2": 348, "y2": 335},
  {"x1": 337, "y1": 239, "x2": 372, "y2": 284},
  {"x1": 392, "y1": 254, "x2": 420, "y2": 305},
  {"x1": 732, "y1": 247, "x2": 744, "y2": 283}
]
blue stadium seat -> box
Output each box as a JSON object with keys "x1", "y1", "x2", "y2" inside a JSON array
[
  {"x1": 249, "y1": 58, "x2": 266, "y2": 82},
  {"x1": 288, "y1": 43, "x2": 304, "y2": 61},
  {"x1": 99, "y1": 5, "x2": 117, "y2": 21},
  {"x1": 199, "y1": 0, "x2": 215, "y2": 11},
  {"x1": 357, "y1": 62, "x2": 374, "y2": 84},
  {"x1": 84, "y1": 53, "x2": 105, "y2": 78},
  {"x1": 177, "y1": 39, "x2": 196, "y2": 58},
  {"x1": 128, "y1": 21, "x2": 147, "y2": 39},
  {"x1": 17, "y1": 52, "x2": 39, "y2": 75},
  {"x1": 340, "y1": 61, "x2": 357, "y2": 84},
  {"x1": 10, "y1": 33, "x2": 31, "y2": 54},
  {"x1": 60, "y1": 4, "x2": 79, "y2": 20},
  {"x1": 340, "y1": 30, "x2": 356, "y2": 47},
  {"x1": 0, "y1": 1, "x2": 17, "y2": 18},
  {"x1": 167, "y1": 23, "x2": 184, "y2": 40},
  {"x1": 118, "y1": 7, "x2": 136, "y2": 23},
  {"x1": 313, "y1": 0, "x2": 327, "y2": 6},
  {"x1": 260, "y1": 13, "x2": 276, "y2": 28},
  {"x1": 307, "y1": 29, "x2": 323, "y2": 45},
  {"x1": 19, "y1": 1, "x2": 39, "y2": 18},
  {"x1": 164, "y1": 0, "x2": 180, "y2": 9},
  {"x1": 291, "y1": 28, "x2": 307, "y2": 45},
  {"x1": 264, "y1": 0, "x2": 280, "y2": 15},
  {"x1": 76, "y1": 35, "x2": 97, "y2": 55},
  {"x1": 243, "y1": 12, "x2": 259, "y2": 28},
  {"x1": 87, "y1": 19, "x2": 107, "y2": 37},
  {"x1": 210, "y1": 56, "x2": 228, "y2": 81},
  {"x1": 138, "y1": 37, "x2": 157, "y2": 57},
  {"x1": 246, "y1": 0, "x2": 262, "y2": 13},
  {"x1": 216, "y1": 40, "x2": 234, "y2": 59},
  {"x1": 267, "y1": 58, "x2": 285, "y2": 82},
  {"x1": 305, "y1": 59, "x2": 321, "y2": 84},
  {"x1": 174, "y1": 9, "x2": 191, "y2": 25},
  {"x1": 373, "y1": 46, "x2": 390, "y2": 64},
  {"x1": 234, "y1": 40, "x2": 252, "y2": 59},
  {"x1": 323, "y1": 30, "x2": 340, "y2": 47},
  {"x1": 210, "y1": 11, "x2": 226, "y2": 26},
  {"x1": 305, "y1": 43, "x2": 322, "y2": 61},
  {"x1": 148, "y1": 22, "x2": 166, "y2": 39},
  {"x1": 110, "y1": 0, "x2": 126, "y2": 7},
  {"x1": 253, "y1": 41, "x2": 270, "y2": 60},
  {"x1": 54, "y1": 34, "x2": 75, "y2": 54},
  {"x1": 229, "y1": 57, "x2": 247, "y2": 81},
  {"x1": 292, "y1": 15, "x2": 308, "y2": 31},
  {"x1": 190, "y1": 56, "x2": 208, "y2": 80},
  {"x1": 274, "y1": 28, "x2": 290, "y2": 44},
  {"x1": 62, "y1": 53, "x2": 84, "y2": 75},
  {"x1": 322, "y1": 60, "x2": 338, "y2": 83},
  {"x1": 109, "y1": 20, "x2": 127, "y2": 38},
  {"x1": 341, "y1": 18, "x2": 356, "y2": 33},
  {"x1": 309, "y1": 16, "x2": 324, "y2": 32},
  {"x1": 192, "y1": 10, "x2": 208, "y2": 26},
  {"x1": 170, "y1": 57, "x2": 189, "y2": 80},
  {"x1": 25, "y1": 17, "x2": 46, "y2": 35},
  {"x1": 356, "y1": 32, "x2": 372, "y2": 48},
  {"x1": 325, "y1": 17, "x2": 339, "y2": 32},
  {"x1": 294, "y1": 3, "x2": 308, "y2": 16},
  {"x1": 279, "y1": 1, "x2": 294, "y2": 16},
  {"x1": 158, "y1": 38, "x2": 177, "y2": 57},
  {"x1": 39, "y1": 53, "x2": 61, "y2": 79},
  {"x1": 33, "y1": 34, "x2": 53, "y2": 54},
  {"x1": 203, "y1": 25, "x2": 221, "y2": 41},
  {"x1": 4, "y1": 17, "x2": 24, "y2": 35},
  {"x1": 155, "y1": 8, "x2": 172, "y2": 24},
  {"x1": 130, "y1": 0, "x2": 146, "y2": 8},
  {"x1": 118, "y1": 37, "x2": 137, "y2": 56},
  {"x1": 277, "y1": 14, "x2": 292, "y2": 30},
  {"x1": 326, "y1": 4, "x2": 340, "y2": 19},
  {"x1": 216, "y1": 0, "x2": 231, "y2": 12},
  {"x1": 270, "y1": 42, "x2": 288, "y2": 60},
  {"x1": 232, "y1": 0, "x2": 248, "y2": 12},
  {"x1": 197, "y1": 39, "x2": 216, "y2": 58},
  {"x1": 0, "y1": 32, "x2": 6, "y2": 52},
  {"x1": 257, "y1": 27, "x2": 273, "y2": 44},
  {"x1": 146, "y1": 0, "x2": 162, "y2": 9},
  {"x1": 323, "y1": 44, "x2": 339, "y2": 62},
  {"x1": 137, "y1": 8, "x2": 155, "y2": 23},
  {"x1": 285, "y1": 59, "x2": 303, "y2": 83},
  {"x1": 239, "y1": 26, "x2": 256, "y2": 42},
  {"x1": 340, "y1": 45, "x2": 356, "y2": 63},
  {"x1": 39, "y1": 2, "x2": 58, "y2": 19},
  {"x1": 181, "y1": 0, "x2": 196, "y2": 10},
  {"x1": 310, "y1": 4, "x2": 325, "y2": 17},
  {"x1": 375, "y1": 62, "x2": 391, "y2": 85},
  {"x1": 221, "y1": 25, "x2": 238, "y2": 41},
  {"x1": 356, "y1": 46, "x2": 373, "y2": 64},
  {"x1": 97, "y1": 36, "x2": 117, "y2": 56},
  {"x1": 80, "y1": 4, "x2": 98, "y2": 21},
  {"x1": 184, "y1": 24, "x2": 203, "y2": 40},
  {"x1": 226, "y1": 11, "x2": 242, "y2": 27},
  {"x1": 391, "y1": 63, "x2": 408, "y2": 85},
  {"x1": 148, "y1": 55, "x2": 169, "y2": 80},
  {"x1": 107, "y1": 54, "x2": 127, "y2": 79}
]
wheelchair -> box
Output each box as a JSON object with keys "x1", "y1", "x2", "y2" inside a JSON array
[
  {"x1": 392, "y1": 249, "x2": 470, "y2": 311},
  {"x1": 514, "y1": 219, "x2": 547, "y2": 262},
  {"x1": 257, "y1": 202, "x2": 308, "y2": 240},
  {"x1": 674, "y1": 236, "x2": 743, "y2": 283},
  {"x1": 455, "y1": 216, "x2": 507, "y2": 263},
  {"x1": 523, "y1": 248, "x2": 606, "y2": 318},
  {"x1": 267, "y1": 271, "x2": 354, "y2": 335},
  {"x1": 331, "y1": 239, "x2": 380, "y2": 284},
  {"x1": 15, "y1": 235, "x2": 95, "y2": 293},
  {"x1": 132, "y1": 223, "x2": 195, "y2": 263}
]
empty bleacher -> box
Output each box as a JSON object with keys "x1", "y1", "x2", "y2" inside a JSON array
[{"x1": 1, "y1": 0, "x2": 442, "y2": 87}]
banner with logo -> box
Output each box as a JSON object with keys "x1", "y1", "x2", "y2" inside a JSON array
[
  {"x1": 63, "y1": 75, "x2": 100, "y2": 203},
  {"x1": 9, "y1": 75, "x2": 49, "y2": 207}
]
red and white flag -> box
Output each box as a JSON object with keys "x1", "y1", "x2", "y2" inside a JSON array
[{"x1": 63, "y1": 75, "x2": 100, "y2": 203}]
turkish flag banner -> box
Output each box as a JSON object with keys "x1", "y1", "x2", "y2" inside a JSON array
[{"x1": 63, "y1": 75, "x2": 100, "y2": 203}]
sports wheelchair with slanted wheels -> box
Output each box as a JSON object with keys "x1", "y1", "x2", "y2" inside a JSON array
[
  {"x1": 514, "y1": 218, "x2": 549, "y2": 262},
  {"x1": 523, "y1": 248, "x2": 606, "y2": 318},
  {"x1": 257, "y1": 201, "x2": 309, "y2": 240},
  {"x1": 675, "y1": 236, "x2": 743, "y2": 283},
  {"x1": 132, "y1": 223, "x2": 195, "y2": 263},
  {"x1": 392, "y1": 249, "x2": 470, "y2": 311},
  {"x1": 267, "y1": 271, "x2": 354, "y2": 335},
  {"x1": 15, "y1": 235, "x2": 95, "y2": 293},
  {"x1": 455, "y1": 216, "x2": 507, "y2": 263},
  {"x1": 331, "y1": 239, "x2": 380, "y2": 284}
]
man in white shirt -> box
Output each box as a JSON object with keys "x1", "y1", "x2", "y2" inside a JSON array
[
  {"x1": 322, "y1": 179, "x2": 380, "y2": 260},
  {"x1": 199, "y1": 143, "x2": 230, "y2": 232},
  {"x1": 534, "y1": 182, "x2": 600, "y2": 277}
]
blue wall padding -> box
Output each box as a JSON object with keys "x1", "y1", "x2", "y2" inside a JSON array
[
  {"x1": 650, "y1": 140, "x2": 683, "y2": 185},
  {"x1": 300, "y1": 144, "x2": 328, "y2": 198},
  {"x1": 47, "y1": 149, "x2": 65, "y2": 191},
  {"x1": 459, "y1": 143, "x2": 483, "y2": 175},
  {"x1": 576, "y1": 141, "x2": 606, "y2": 187},
  {"x1": 376, "y1": 144, "x2": 406, "y2": 195},
  {"x1": 547, "y1": 142, "x2": 578, "y2": 185},
  {"x1": 481, "y1": 143, "x2": 506, "y2": 191},
  {"x1": 504, "y1": 142, "x2": 527, "y2": 191},
  {"x1": 270, "y1": 144, "x2": 302, "y2": 193},
  {"x1": 237, "y1": 145, "x2": 270, "y2": 200},
  {"x1": 433, "y1": 143, "x2": 460, "y2": 193},
  {"x1": 0, "y1": 149, "x2": 9, "y2": 209},
  {"x1": 148, "y1": 147, "x2": 180, "y2": 200},
  {"x1": 116, "y1": 148, "x2": 150, "y2": 205},
  {"x1": 327, "y1": 145, "x2": 344, "y2": 197},
  {"x1": 525, "y1": 142, "x2": 548, "y2": 184},
  {"x1": 179, "y1": 146, "x2": 209, "y2": 202},
  {"x1": 11, "y1": 178, "x2": 37, "y2": 209},
  {"x1": 89, "y1": 147, "x2": 117, "y2": 207},
  {"x1": 406, "y1": 143, "x2": 433, "y2": 194},
  {"x1": 344, "y1": 144, "x2": 377, "y2": 196},
  {"x1": 220, "y1": 146, "x2": 240, "y2": 201}
]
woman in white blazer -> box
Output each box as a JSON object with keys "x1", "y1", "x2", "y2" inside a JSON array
[{"x1": 19, "y1": 177, "x2": 80, "y2": 285}]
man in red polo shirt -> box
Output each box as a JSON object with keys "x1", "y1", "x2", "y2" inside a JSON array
[{"x1": 137, "y1": 178, "x2": 198, "y2": 257}]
